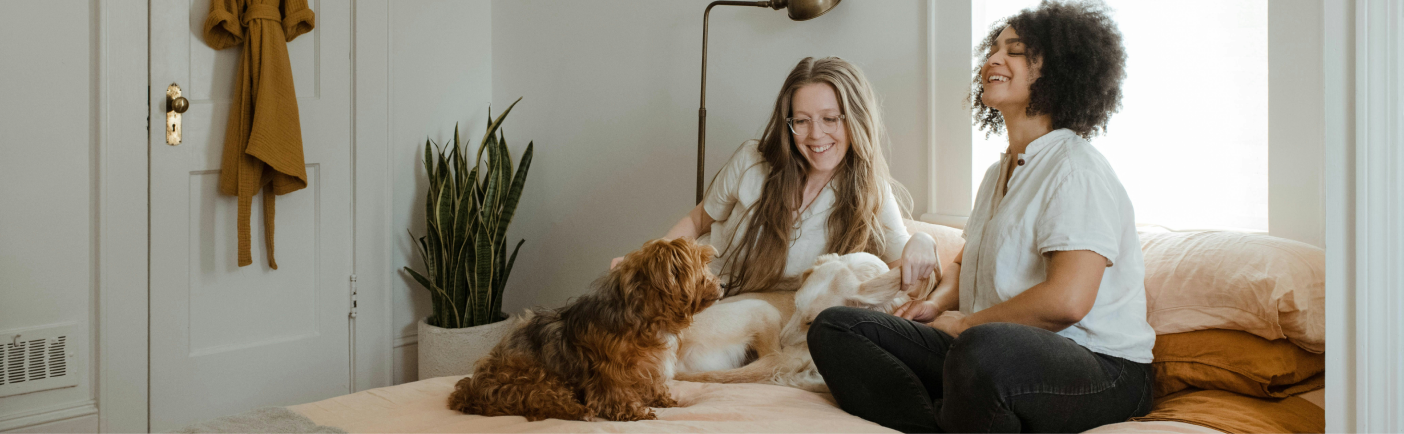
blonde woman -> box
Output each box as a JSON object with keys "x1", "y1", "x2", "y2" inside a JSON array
[
  {"x1": 808, "y1": 2, "x2": 1153, "y2": 432},
  {"x1": 617, "y1": 56, "x2": 938, "y2": 299}
]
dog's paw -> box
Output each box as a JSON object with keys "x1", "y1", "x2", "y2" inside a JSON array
[
  {"x1": 652, "y1": 395, "x2": 678, "y2": 408},
  {"x1": 598, "y1": 406, "x2": 657, "y2": 422}
]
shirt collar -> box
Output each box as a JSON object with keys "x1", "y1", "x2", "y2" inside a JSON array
[{"x1": 1020, "y1": 128, "x2": 1076, "y2": 158}]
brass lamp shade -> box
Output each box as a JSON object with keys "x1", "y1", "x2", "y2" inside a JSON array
[{"x1": 770, "y1": 0, "x2": 841, "y2": 21}]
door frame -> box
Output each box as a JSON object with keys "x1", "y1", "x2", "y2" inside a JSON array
[{"x1": 101, "y1": 1, "x2": 394, "y2": 431}]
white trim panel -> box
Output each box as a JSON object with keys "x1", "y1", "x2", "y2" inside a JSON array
[
  {"x1": 0, "y1": 400, "x2": 97, "y2": 432},
  {"x1": 352, "y1": 0, "x2": 396, "y2": 393},
  {"x1": 1352, "y1": 0, "x2": 1403, "y2": 431},
  {"x1": 97, "y1": 1, "x2": 150, "y2": 433}
]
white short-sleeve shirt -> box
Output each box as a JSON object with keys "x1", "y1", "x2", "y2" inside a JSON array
[
  {"x1": 960, "y1": 129, "x2": 1155, "y2": 363},
  {"x1": 702, "y1": 141, "x2": 911, "y2": 286}
]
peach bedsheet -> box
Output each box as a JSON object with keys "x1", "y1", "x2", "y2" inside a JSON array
[{"x1": 289, "y1": 375, "x2": 1321, "y2": 433}]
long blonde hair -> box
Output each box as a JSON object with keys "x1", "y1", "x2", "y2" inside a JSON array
[{"x1": 717, "y1": 56, "x2": 911, "y2": 295}]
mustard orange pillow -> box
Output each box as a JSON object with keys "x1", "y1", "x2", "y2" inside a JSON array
[
  {"x1": 1139, "y1": 230, "x2": 1325, "y2": 353},
  {"x1": 1131, "y1": 389, "x2": 1325, "y2": 434},
  {"x1": 1152, "y1": 329, "x2": 1324, "y2": 398}
]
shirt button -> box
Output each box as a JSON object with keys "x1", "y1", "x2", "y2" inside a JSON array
[{"x1": 1017, "y1": 159, "x2": 1025, "y2": 166}]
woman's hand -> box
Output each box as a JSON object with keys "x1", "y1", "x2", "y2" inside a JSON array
[
  {"x1": 610, "y1": 257, "x2": 623, "y2": 270},
  {"x1": 893, "y1": 300, "x2": 942, "y2": 323},
  {"x1": 929, "y1": 310, "x2": 970, "y2": 338},
  {"x1": 899, "y1": 232, "x2": 938, "y2": 296}
]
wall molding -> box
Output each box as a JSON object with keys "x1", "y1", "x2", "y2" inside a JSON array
[
  {"x1": 1350, "y1": 0, "x2": 1402, "y2": 430},
  {"x1": 1323, "y1": 0, "x2": 1354, "y2": 430},
  {"x1": 96, "y1": 1, "x2": 150, "y2": 433},
  {"x1": 0, "y1": 400, "x2": 97, "y2": 432},
  {"x1": 394, "y1": 333, "x2": 418, "y2": 349},
  {"x1": 352, "y1": 0, "x2": 395, "y2": 394}
]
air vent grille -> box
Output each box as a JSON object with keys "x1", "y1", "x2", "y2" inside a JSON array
[{"x1": 0, "y1": 324, "x2": 79, "y2": 397}]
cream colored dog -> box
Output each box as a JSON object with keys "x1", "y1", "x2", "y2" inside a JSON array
[{"x1": 674, "y1": 252, "x2": 938, "y2": 393}]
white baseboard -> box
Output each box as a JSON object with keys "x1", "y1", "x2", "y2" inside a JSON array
[
  {"x1": 394, "y1": 333, "x2": 418, "y2": 348},
  {"x1": 6, "y1": 414, "x2": 97, "y2": 434},
  {"x1": 393, "y1": 340, "x2": 419, "y2": 385},
  {"x1": 0, "y1": 400, "x2": 97, "y2": 432}
]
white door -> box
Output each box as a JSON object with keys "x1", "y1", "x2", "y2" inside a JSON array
[{"x1": 148, "y1": 1, "x2": 354, "y2": 430}]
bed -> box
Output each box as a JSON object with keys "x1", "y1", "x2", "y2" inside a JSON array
[
  {"x1": 283, "y1": 374, "x2": 1323, "y2": 433},
  {"x1": 271, "y1": 221, "x2": 1327, "y2": 433}
]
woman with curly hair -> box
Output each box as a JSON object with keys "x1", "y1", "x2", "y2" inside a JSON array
[{"x1": 808, "y1": 1, "x2": 1155, "y2": 432}]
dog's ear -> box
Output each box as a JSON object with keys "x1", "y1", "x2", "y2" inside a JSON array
[
  {"x1": 692, "y1": 241, "x2": 718, "y2": 263},
  {"x1": 681, "y1": 239, "x2": 722, "y2": 312},
  {"x1": 847, "y1": 266, "x2": 904, "y2": 309},
  {"x1": 646, "y1": 238, "x2": 715, "y2": 321}
]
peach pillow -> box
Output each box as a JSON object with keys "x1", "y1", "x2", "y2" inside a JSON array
[
  {"x1": 1152, "y1": 329, "x2": 1324, "y2": 398},
  {"x1": 1139, "y1": 230, "x2": 1324, "y2": 353}
]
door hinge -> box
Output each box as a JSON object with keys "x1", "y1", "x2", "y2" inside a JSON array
[{"x1": 348, "y1": 275, "x2": 359, "y2": 319}]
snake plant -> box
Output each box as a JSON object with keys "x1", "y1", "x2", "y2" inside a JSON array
[{"x1": 405, "y1": 97, "x2": 533, "y2": 328}]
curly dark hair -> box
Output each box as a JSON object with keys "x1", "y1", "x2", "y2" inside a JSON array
[{"x1": 971, "y1": 0, "x2": 1126, "y2": 139}]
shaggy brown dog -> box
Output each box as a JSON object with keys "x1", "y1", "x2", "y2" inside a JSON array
[{"x1": 448, "y1": 237, "x2": 722, "y2": 422}]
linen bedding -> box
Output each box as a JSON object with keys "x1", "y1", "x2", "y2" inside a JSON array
[
  {"x1": 285, "y1": 375, "x2": 1323, "y2": 433},
  {"x1": 275, "y1": 221, "x2": 1325, "y2": 433}
]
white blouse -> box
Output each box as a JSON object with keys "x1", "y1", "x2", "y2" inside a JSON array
[
  {"x1": 961, "y1": 129, "x2": 1155, "y2": 363},
  {"x1": 702, "y1": 141, "x2": 911, "y2": 286}
]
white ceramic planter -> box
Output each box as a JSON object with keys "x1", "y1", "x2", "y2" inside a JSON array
[{"x1": 417, "y1": 315, "x2": 518, "y2": 380}]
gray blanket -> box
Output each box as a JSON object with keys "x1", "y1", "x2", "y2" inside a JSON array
[{"x1": 171, "y1": 407, "x2": 345, "y2": 433}]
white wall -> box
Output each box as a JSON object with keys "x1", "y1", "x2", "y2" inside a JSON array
[
  {"x1": 0, "y1": 1, "x2": 99, "y2": 431},
  {"x1": 387, "y1": 0, "x2": 493, "y2": 385},
  {"x1": 487, "y1": 0, "x2": 929, "y2": 315},
  {"x1": 1268, "y1": 0, "x2": 1326, "y2": 248}
]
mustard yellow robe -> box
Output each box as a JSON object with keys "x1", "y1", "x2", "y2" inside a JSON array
[{"x1": 203, "y1": 0, "x2": 315, "y2": 269}]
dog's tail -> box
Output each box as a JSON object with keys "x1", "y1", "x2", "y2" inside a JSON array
[
  {"x1": 446, "y1": 375, "x2": 478, "y2": 412},
  {"x1": 447, "y1": 354, "x2": 593, "y2": 421},
  {"x1": 672, "y1": 352, "x2": 783, "y2": 384}
]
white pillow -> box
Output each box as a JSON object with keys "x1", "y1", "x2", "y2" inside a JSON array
[{"x1": 1139, "y1": 230, "x2": 1324, "y2": 353}]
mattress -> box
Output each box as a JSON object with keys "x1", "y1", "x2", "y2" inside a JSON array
[{"x1": 288, "y1": 376, "x2": 1325, "y2": 433}]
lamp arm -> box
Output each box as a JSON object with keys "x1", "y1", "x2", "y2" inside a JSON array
[{"x1": 699, "y1": 1, "x2": 771, "y2": 204}]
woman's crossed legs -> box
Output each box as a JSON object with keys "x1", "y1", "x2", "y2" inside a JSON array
[{"x1": 808, "y1": 307, "x2": 1152, "y2": 433}]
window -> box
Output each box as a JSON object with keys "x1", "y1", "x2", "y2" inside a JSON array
[{"x1": 970, "y1": 0, "x2": 1268, "y2": 231}]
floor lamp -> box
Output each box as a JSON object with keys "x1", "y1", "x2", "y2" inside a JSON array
[{"x1": 696, "y1": 0, "x2": 842, "y2": 203}]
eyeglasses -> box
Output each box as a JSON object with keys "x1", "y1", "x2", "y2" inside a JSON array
[{"x1": 786, "y1": 114, "x2": 846, "y2": 136}]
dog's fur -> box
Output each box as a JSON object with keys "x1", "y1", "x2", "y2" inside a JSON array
[
  {"x1": 672, "y1": 291, "x2": 795, "y2": 374},
  {"x1": 674, "y1": 252, "x2": 938, "y2": 393},
  {"x1": 448, "y1": 238, "x2": 723, "y2": 421}
]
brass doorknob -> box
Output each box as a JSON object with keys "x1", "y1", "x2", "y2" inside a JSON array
[{"x1": 166, "y1": 84, "x2": 185, "y2": 145}]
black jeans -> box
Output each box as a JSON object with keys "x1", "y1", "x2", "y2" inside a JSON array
[{"x1": 808, "y1": 307, "x2": 1153, "y2": 433}]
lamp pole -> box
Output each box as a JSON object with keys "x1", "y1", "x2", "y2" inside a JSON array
[
  {"x1": 699, "y1": 1, "x2": 772, "y2": 204},
  {"x1": 696, "y1": 0, "x2": 840, "y2": 204}
]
